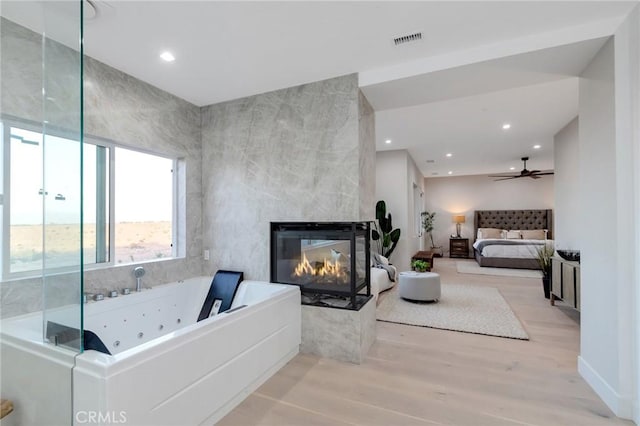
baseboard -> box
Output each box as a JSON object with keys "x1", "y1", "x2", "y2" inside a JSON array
[{"x1": 578, "y1": 356, "x2": 634, "y2": 419}]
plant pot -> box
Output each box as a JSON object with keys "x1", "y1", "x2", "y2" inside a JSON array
[{"x1": 542, "y1": 276, "x2": 551, "y2": 299}]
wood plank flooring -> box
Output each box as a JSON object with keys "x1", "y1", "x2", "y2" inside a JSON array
[{"x1": 219, "y1": 258, "x2": 631, "y2": 426}]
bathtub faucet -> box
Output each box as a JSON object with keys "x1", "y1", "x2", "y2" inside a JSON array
[{"x1": 133, "y1": 266, "x2": 146, "y2": 292}]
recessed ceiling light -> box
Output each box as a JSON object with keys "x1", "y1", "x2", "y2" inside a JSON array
[
  {"x1": 446, "y1": 153, "x2": 452, "y2": 157},
  {"x1": 160, "y1": 51, "x2": 175, "y2": 62},
  {"x1": 448, "y1": 171, "x2": 453, "y2": 175},
  {"x1": 385, "y1": 139, "x2": 392, "y2": 144},
  {"x1": 533, "y1": 144, "x2": 541, "y2": 149},
  {"x1": 502, "y1": 123, "x2": 511, "y2": 130},
  {"x1": 510, "y1": 167, "x2": 516, "y2": 170}
]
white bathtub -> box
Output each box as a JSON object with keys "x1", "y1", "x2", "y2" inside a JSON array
[{"x1": 0, "y1": 278, "x2": 301, "y2": 425}]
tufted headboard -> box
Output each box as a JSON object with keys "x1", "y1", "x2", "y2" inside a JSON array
[{"x1": 474, "y1": 209, "x2": 553, "y2": 241}]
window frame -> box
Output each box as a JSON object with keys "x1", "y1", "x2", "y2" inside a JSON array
[{"x1": 1, "y1": 117, "x2": 179, "y2": 281}]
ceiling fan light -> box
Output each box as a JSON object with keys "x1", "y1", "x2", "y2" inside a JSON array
[{"x1": 489, "y1": 156, "x2": 554, "y2": 181}]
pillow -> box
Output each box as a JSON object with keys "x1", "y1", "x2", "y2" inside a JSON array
[
  {"x1": 506, "y1": 230, "x2": 522, "y2": 239},
  {"x1": 520, "y1": 229, "x2": 547, "y2": 240},
  {"x1": 477, "y1": 228, "x2": 504, "y2": 239}
]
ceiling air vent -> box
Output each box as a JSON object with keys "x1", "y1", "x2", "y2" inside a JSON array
[{"x1": 393, "y1": 32, "x2": 423, "y2": 46}]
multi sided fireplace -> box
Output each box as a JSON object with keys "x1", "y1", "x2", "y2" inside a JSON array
[{"x1": 270, "y1": 222, "x2": 371, "y2": 310}]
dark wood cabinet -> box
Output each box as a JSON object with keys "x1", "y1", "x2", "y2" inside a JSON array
[{"x1": 449, "y1": 238, "x2": 469, "y2": 258}]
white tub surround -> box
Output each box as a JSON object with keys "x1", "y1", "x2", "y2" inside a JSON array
[
  {"x1": 0, "y1": 332, "x2": 76, "y2": 426},
  {"x1": 301, "y1": 296, "x2": 376, "y2": 364},
  {"x1": 74, "y1": 279, "x2": 300, "y2": 425},
  {"x1": 1, "y1": 278, "x2": 301, "y2": 426}
]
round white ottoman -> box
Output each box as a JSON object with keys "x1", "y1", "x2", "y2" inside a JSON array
[{"x1": 398, "y1": 271, "x2": 441, "y2": 302}]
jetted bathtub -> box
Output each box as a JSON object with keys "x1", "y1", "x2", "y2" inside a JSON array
[{"x1": 1, "y1": 278, "x2": 301, "y2": 425}]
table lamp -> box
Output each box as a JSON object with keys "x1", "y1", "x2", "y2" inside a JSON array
[{"x1": 453, "y1": 215, "x2": 465, "y2": 237}]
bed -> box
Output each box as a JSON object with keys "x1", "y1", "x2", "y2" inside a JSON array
[{"x1": 473, "y1": 209, "x2": 553, "y2": 269}]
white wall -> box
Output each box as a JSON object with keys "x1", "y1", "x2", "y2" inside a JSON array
[
  {"x1": 578, "y1": 38, "x2": 619, "y2": 411},
  {"x1": 553, "y1": 117, "x2": 580, "y2": 250},
  {"x1": 375, "y1": 150, "x2": 424, "y2": 272},
  {"x1": 626, "y1": 7, "x2": 640, "y2": 423},
  {"x1": 407, "y1": 154, "x2": 426, "y2": 259},
  {"x1": 577, "y1": 5, "x2": 640, "y2": 416},
  {"x1": 423, "y1": 174, "x2": 554, "y2": 254}
]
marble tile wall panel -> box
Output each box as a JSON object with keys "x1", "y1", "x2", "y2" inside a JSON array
[
  {"x1": 301, "y1": 297, "x2": 376, "y2": 364},
  {"x1": 201, "y1": 74, "x2": 362, "y2": 280},
  {"x1": 1, "y1": 18, "x2": 81, "y2": 131},
  {"x1": 1, "y1": 20, "x2": 203, "y2": 318},
  {"x1": 83, "y1": 55, "x2": 204, "y2": 273},
  {"x1": 1, "y1": 18, "x2": 373, "y2": 318},
  {"x1": 358, "y1": 90, "x2": 376, "y2": 221},
  {"x1": 1, "y1": 18, "x2": 44, "y2": 124}
]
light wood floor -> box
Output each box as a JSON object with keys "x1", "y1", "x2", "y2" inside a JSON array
[{"x1": 219, "y1": 258, "x2": 631, "y2": 426}]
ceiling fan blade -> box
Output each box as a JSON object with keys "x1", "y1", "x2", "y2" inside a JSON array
[
  {"x1": 530, "y1": 175, "x2": 541, "y2": 179},
  {"x1": 530, "y1": 170, "x2": 541, "y2": 174},
  {"x1": 533, "y1": 171, "x2": 554, "y2": 176}
]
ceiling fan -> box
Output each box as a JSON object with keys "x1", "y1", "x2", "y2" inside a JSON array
[{"x1": 488, "y1": 157, "x2": 554, "y2": 181}]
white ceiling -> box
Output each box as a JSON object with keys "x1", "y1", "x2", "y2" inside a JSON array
[
  {"x1": 369, "y1": 37, "x2": 609, "y2": 176},
  {"x1": 1, "y1": 1, "x2": 637, "y2": 177},
  {"x1": 375, "y1": 77, "x2": 579, "y2": 177}
]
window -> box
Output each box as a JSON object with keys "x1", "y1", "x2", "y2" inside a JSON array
[
  {"x1": 1, "y1": 120, "x2": 177, "y2": 278},
  {"x1": 8, "y1": 126, "x2": 45, "y2": 273},
  {"x1": 113, "y1": 147, "x2": 173, "y2": 264}
]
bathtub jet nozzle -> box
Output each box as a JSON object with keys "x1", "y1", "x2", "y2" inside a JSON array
[{"x1": 134, "y1": 266, "x2": 146, "y2": 292}]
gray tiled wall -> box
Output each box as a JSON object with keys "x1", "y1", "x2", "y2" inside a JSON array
[
  {"x1": 200, "y1": 74, "x2": 375, "y2": 281},
  {"x1": 1, "y1": 18, "x2": 375, "y2": 318},
  {"x1": 1, "y1": 18, "x2": 203, "y2": 318}
]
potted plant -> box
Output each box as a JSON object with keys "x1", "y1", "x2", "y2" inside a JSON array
[
  {"x1": 421, "y1": 211, "x2": 436, "y2": 248},
  {"x1": 534, "y1": 243, "x2": 555, "y2": 299},
  {"x1": 411, "y1": 259, "x2": 431, "y2": 273},
  {"x1": 371, "y1": 200, "x2": 401, "y2": 259},
  {"x1": 421, "y1": 211, "x2": 444, "y2": 256}
]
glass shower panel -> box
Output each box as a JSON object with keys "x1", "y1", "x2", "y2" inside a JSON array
[
  {"x1": 0, "y1": 1, "x2": 83, "y2": 424},
  {"x1": 41, "y1": 0, "x2": 84, "y2": 352}
]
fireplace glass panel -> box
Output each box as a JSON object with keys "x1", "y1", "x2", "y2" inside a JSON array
[{"x1": 270, "y1": 222, "x2": 371, "y2": 309}]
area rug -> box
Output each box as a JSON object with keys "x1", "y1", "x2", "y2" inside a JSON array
[
  {"x1": 456, "y1": 261, "x2": 542, "y2": 278},
  {"x1": 376, "y1": 285, "x2": 529, "y2": 340}
]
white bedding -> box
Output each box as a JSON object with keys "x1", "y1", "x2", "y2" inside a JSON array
[{"x1": 473, "y1": 238, "x2": 552, "y2": 259}]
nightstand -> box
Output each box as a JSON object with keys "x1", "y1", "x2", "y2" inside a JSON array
[{"x1": 449, "y1": 238, "x2": 469, "y2": 258}]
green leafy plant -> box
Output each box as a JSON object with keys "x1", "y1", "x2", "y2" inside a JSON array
[
  {"x1": 371, "y1": 200, "x2": 401, "y2": 259},
  {"x1": 534, "y1": 243, "x2": 555, "y2": 277},
  {"x1": 421, "y1": 211, "x2": 436, "y2": 248},
  {"x1": 411, "y1": 259, "x2": 430, "y2": 272}
]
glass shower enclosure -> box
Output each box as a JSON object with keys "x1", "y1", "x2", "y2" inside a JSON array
[{"x1": 0, "y1": 1, "x2": 83, "y2": 424}]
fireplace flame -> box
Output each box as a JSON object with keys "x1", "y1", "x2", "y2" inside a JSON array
[{"x1": 294, "y1": 253, "x2": 344, "y2": 278}]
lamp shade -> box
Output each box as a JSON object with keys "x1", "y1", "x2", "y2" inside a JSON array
[{"x1": 453, "y1": 215, "x2": 466, "y2": 224}]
